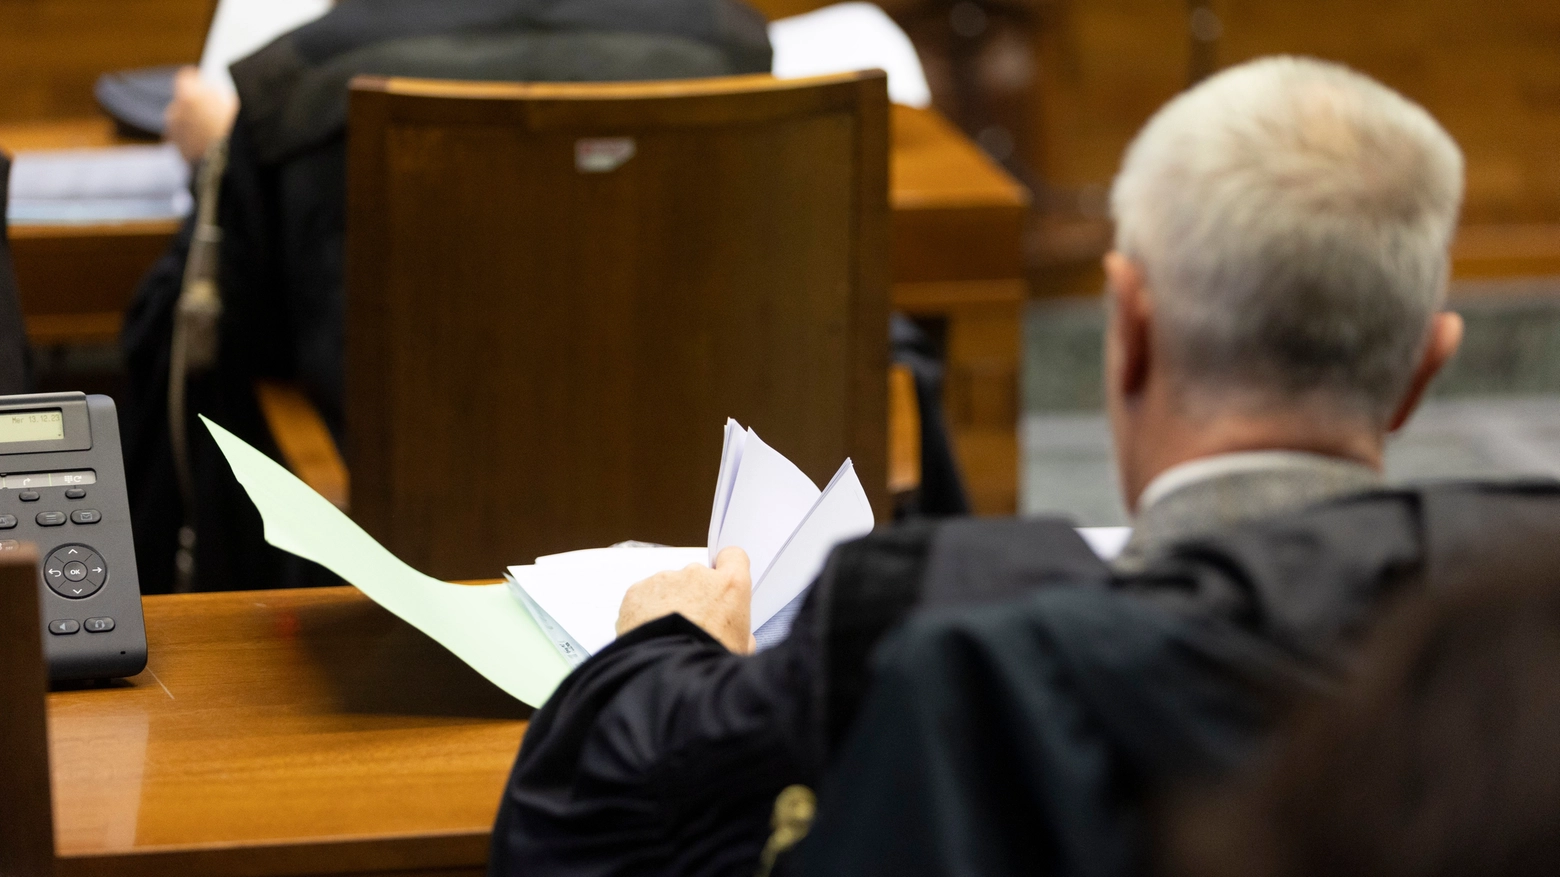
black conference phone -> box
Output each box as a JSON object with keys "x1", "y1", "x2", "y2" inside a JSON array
[{"x1": 0, "y1": 392, "x2": 146, "y2": 681}]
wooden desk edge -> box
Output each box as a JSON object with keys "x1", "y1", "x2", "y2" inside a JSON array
[{"x1": 58, "y1": 829, "x2": 491, "y2": 877}]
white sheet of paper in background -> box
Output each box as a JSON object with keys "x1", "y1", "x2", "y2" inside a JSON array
[
  {"x1": 707, "y1": 419, "x2": 749, "y2": 561},
  {"x1": 769, "y1": 2, "x2": 932, "y2": 108},
  {"x1": 201, "y1": 416, "x2": 572, "y2": 708},
  {"x1": 711, "y1": 429, "x2": 824, "y2": 581},
  {"x1": 8, "y1": 144, "x2": 192, "y2": 225},
  {"x1": 1078, "y1": 527, "x2": 1132, "y2": 561},
  {"x1": 751, "y1": 460, "x2": 873, "y2": 626},
  {"x1": 514, "y1": 547, "x2": 708, "y2": 656},
  {"x1": 199, "y1": 0, "x2": 331, "y2": 94}
]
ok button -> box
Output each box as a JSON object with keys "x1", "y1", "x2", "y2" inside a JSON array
[{"x1": 63, "y1": 562, "x2": 88, "y2": 582}]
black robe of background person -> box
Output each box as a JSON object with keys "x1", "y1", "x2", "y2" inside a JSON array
[
  {"x1": 0, "y1": 156, "x2": 33, "y2": 395},
  {"x1": 488, "y1": 480, "x2": 1560, "y2": 877},
  {"x1": 118, "y1": 0, "x2": 775, "y2": 594}
]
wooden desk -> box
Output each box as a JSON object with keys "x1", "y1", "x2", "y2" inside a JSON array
[
  {"x1": 0, "y1": 118, "x2": 179, "y2": 347},
  {"x1": 1, "y1": 103, "x2": 1028, "y2": 514},
  {"x1": 44, "y1": 586, "x2": 528, "y2": 877}
]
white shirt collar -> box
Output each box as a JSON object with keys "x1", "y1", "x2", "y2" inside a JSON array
[{"x1": 1136, "y1": 450, "x2": 1375, "y2": 512}]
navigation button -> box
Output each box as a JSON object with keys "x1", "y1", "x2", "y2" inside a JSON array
[
  {"x1": 36, "y1": 511, "x2": 65, "y2": 527},
  {"x1": 48, "y1": 620, "x2": 80, "y2": 635},
  {"x1": 63, "y1": 562, "x2": 87, "y2": 582},
  {"x1": 19, "y1": 490, "x2": 39, "y2": 502},
  {"x1": 0, "y1": 515, "x2": 15, "y2": 529},
  {"x1": 70, "y1": 509, "x2": 101, "y2": 525},
  {"x1": 84, "y1": 553, "x2": 107, "y2": 586},
  {"x1": 64, "y1": 488, "x2": 85, "y2": 500},
  {"x1": 84, "y1": 617, "x2": 115, "y2": 633}
]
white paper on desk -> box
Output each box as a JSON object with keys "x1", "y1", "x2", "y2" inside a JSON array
[
  {"x1": 710, "y1": 429, "x2": 823, "y2": 580},
  {"x1": 201, "y1": 416, "x2": 572, "y2": 708},
  {"x1": 509, "y1": 420, "x2": 878, "y2": 661},
  {"x1": 200, "y1": 0, "x2": 331, "y2": 95},
  {"x1": 770, "y1": 2, "x2": 932, "y2": 108},
  {"x1": 7, "y1": 144, "x2": 193, "y2": 225},
  {"x1": 514, "y1": 546, "x2": 708, "y2": 657}
]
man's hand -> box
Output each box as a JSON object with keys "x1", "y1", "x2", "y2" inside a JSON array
[
  {"x1": 164, "y1": 67, "x2": 239, "y2": 163},
  {"x1": 617, "y1": 547, "x2": 756, "y2": 654}
]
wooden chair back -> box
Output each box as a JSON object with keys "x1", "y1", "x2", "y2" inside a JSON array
[{"x1": 346, "y1": 71, "x2": 890, "y2": 579}]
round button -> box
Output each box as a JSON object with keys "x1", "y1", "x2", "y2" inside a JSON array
[{"x1": 45, "y1": 545, "x2": 104, "y2": 599}]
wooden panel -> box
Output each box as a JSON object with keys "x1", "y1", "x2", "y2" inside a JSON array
[
  {"x1": 0, "y1": 546, "x2": 56, "y2": 877},
  {"x1": 887, "y1": 363, "x2": 921, "y2": 495},
  {"x1": 346, "y1": 73, "x2": 889, "y2": 578},
  {"x1": 44, "y1": 587, "x2": 527, "y2": 877},
  {"x1": 9, "y1": 222, "x2": 177, "y2": 345},
  {"x1": 1029, "y1": 0, "x2": 1560, "y2": 295},
  {"x1": 255, "y1": 381, "x2": 350, "y2": 511},
  {"x1": 0, "y1": 0, "x2": 212, "y2": 124},
  {"x1": 895, "y1": 279, "x2": 1023, "y2": 514},
  {"x1": 890, "y1": 105, "x2": 1029, "y2": 283}
]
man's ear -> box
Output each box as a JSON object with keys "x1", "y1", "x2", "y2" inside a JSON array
[
  {"x1": 1104, "y1": 252, "x2": 1153, "y2": 400},
  {"x1": 1387, "y1": 311, "x2": 1464, "y2": 433}
]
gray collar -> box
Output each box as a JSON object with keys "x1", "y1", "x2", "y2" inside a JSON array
[{"x1": 1113, "y1": 454, "x2": 1383, "y2": 573}]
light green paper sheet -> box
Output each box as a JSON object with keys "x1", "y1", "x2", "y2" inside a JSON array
[{"x1": 201, "y1": 416, "x2": 571, "y2": 707}]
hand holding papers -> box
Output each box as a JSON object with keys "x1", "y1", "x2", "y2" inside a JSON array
[
  {"x1": 509, "y1": 419, "x2": 877, "y2": 664},
  {"x1": 206, "y1": 415, "x2": 875, "y2": 706}
]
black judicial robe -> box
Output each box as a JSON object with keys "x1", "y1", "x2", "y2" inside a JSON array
[
  {"x1": 489, "y1": 481, "x2": 1560, "y2": 877},
  {"x1": 0, "y1": 156, "x2": 31, "y2": 394}
]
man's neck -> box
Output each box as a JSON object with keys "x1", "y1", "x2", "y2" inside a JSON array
[{"x1": 1120, "y1": 398, "x2": 1384, "y2": 516}]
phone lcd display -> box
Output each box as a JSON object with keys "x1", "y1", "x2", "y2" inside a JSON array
[{"x1": 0, "y1": 409, "x2": 64, "y2": 443}]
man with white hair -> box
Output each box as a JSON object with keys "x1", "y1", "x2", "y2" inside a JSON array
[{"x1": 489, "y1": 57, "x2": 1545, "y2": 877}]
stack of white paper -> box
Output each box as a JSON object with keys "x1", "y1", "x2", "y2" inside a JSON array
[
  {"x1": 508, "y1": 419, "x2": 877, "y2": 665},
  {"x1": 8, "y1": 144, "x2": 193, "y2": 225}
]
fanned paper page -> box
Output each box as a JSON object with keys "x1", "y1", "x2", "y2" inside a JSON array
[
  {"x1": 202, "y1": 417, "x2": 571, "y2": 707},
  {"x1": 769, "y1": 2, "x2": 932, "y2": 108},
  {"x1": 511, "y1": 420, "x2": 877, "y2": 662}
]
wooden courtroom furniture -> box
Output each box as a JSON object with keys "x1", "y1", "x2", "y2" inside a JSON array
[
  {"x1": 2, "y1": 0, "x2": 1028, "y2": 513},
  {"x1": 0, "y1": 562, "x2": 533, "y2": 876},
  {"x1": 2, "y1": 102, "x2": 1028, "y2": 514},
  {"x1": 339, "y1": 71, "x2": 888, "y2": 580}
]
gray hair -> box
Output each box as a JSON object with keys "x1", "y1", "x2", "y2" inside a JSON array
[{"x1": 1109, "y1": 56, "x2": 1464, "y2": 423}]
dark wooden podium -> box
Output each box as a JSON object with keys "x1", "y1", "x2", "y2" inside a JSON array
[{"x1": 0, "y1": 551, "x2": 530, "y2": 877}]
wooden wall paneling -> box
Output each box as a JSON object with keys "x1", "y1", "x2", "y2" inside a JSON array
[
  {"x1": 0, "y1": 546, "x2": 55, "y2": 877},
  {"x1": 0, "y1": 0, "x2": 214, "y2": 124},
  {"x1": 346, "y1": 73, "x2": 890, "y2": 579},
  {"x1": 1028, "y1": 0, "x2": 1560, "y2": 296}
]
